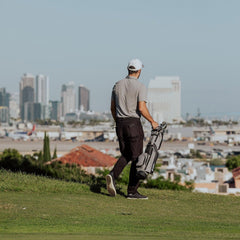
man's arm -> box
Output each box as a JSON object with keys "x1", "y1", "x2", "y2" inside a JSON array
[
  {"x1": 111, "y1": 99, "x2": 117, "y2": 122},
  {"x1": 138, "y1": 101, "x2": 158, "y2": 129}
]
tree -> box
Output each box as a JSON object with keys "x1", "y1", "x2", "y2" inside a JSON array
[
  {"x1": 43, "y1": 132, "x2": 51, "y2": 162},
  {"x1": 38, "y1": 151, "x2": 43, "y2": 163},
  {"x1": 226, "y1": 156, "x2": 240, "y2": 171},
  {"x1": 52, "y1": 147, "x2": 57, "y2": 159}
]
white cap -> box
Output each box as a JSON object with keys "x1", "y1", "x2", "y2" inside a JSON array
[{"x1": 127, "y1": 59, "x2": 144, "y2": 71}]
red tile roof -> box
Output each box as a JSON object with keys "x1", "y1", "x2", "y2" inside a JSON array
[
  {"x1": 51, "y1": 144, "x2": 117, "y2": 167},
  {"x1": 232, "y1": 167, "x2": 240, "y2": 179}
]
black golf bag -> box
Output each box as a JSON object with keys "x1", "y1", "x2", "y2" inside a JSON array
[{"x1": 136, "y1": 122, "x2": 167, "y2": 180}]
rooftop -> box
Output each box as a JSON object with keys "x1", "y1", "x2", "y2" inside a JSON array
[
  {"x1": 232, "y1": 167, "x2": 240, "y2": 179},
  {"x1": 51, "y1": 144, "x2": 117, "y2": 167}
]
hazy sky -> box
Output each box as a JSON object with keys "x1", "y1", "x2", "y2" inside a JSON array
[{"x1": 0, "y1": 0, "x2": 239, "y2": 118}]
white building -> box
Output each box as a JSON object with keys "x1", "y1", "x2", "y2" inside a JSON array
[
  {"x1": 148, "y1": 76, "x2": 182, "y2": 123},
  {"x1": 35, "y1": 75, "x2": 49, "y2": 105},
  {"x1": 35, "y1": 74, "x2": 50, "y2": 119},
  {"x1": 9, "y1": 92, "x2": 19, "y2": 119},
  {"x1": 61, "y1": 82, "x2": 76, "y2": 118}
]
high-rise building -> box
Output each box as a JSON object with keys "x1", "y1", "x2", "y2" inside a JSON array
[
  {"x1": 61, "y1": 82, "x2": 76, "y2": 117},
  {"x1": 20, "y1": 73, "x2": 35, "y2": 121},
  {"x1": 35, "y1": 75, "x2": 49, "y2": 104},
  {"x1": 24, "y1": 102, "x2": 41, "y2": 122},
  {"x1": 9, "y1": 92, "x2": 20, "y2": 119},
  {"x1": 35, "y1": 74, "x2": 50, "y2": 119},
  {"x1": 50, "y1": 100, "x2": 62, "y2": 121},
  {"x1": 78, "y1": 85, "x2": 90, "y2": 111},
  {"x1": 0, "y1": 106, "x2": 9, "y2": 123},
  {"x1": 0, "y1": 88, "x2": 10, "y2": 108},
  {"x1": 147, "y1": 76, "x2": 182, "y2": 123}
]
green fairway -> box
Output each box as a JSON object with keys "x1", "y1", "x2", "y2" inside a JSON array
[{"x1": 0, "y1": 170, "x2": 240, "y2": 240}]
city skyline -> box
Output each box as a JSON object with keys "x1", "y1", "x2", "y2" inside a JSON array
[
  {"x1": 17, "y1": 73, "x2": 91, "y2": 122},
  {"x1": 1, "y1": 73, "x2": 240, "y2": 121},
  {"x1": 0, "y1": 1, "x2": 240, "y2": 118}
]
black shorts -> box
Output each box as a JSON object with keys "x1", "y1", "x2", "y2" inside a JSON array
[{"x1": 116, "y1": 117, "x2": 144, "y2": 161}]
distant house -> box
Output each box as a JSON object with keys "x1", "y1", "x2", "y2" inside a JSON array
[
  {"x1": 232, "y1": 167, "x2": 240, "y2": 188},
  {"x1": 49, "y1": 144, "x2": 117, "y2": 175},
  {"x1": 157, "y1": 157, "x2": 240, "y2": 195}
]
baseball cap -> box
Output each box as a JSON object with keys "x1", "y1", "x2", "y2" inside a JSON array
[{"x1": 127, "y1": 59, "x2": 144, "y2": 71}]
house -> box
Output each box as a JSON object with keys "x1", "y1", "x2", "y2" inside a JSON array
[
  {"x1": 158, "y1": 156, "x2": 239, "y2": 195},
  {"x1": 193, "y1": 125, "x2": 240, "y2": 143},
  {"x1": 232, "y1": 167, "x2": 240, "y2": 188},
  {"x1": 49, "y1": 144, "x2": 117, "y2": 175}
]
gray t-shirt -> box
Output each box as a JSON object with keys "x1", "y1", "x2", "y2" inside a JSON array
[{"x1": 111, "y1": 76, "x2": 147, "y2": 118}]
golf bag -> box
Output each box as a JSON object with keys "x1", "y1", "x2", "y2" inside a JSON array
[{"x1": 136, "y1": 122, "x2": 167, "y2": 180}]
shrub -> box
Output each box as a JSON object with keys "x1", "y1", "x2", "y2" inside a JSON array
[
  {"x1": 210, "y1": 158, "x2": 225, "y2": 166},
  {"x1": 144, "y1": 176, "x2": 192, "y2": 191},
  {"x1": 226, "y1": 156, "x2": 240, "y2": 171},
  {"x1": 0, "y1": 148, "x2": 91, "y2": 185},
  {"x1": 89, "y1": 175, "x2": 105, "y2": 193},
  {"x1": 0, "y1": 149, "x2": 23, "y2": 171},
  {"x1": 190, "y1": 149, "x2": 203, "y2": 159}
]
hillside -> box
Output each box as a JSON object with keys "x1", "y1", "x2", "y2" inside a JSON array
[{"x1": 0, "y1": 170, "x2": 240, "y2": 240}]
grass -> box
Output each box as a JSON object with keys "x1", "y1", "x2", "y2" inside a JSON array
[{"x1": 0, "y1": 169, "x2": 240, "y2": 240}]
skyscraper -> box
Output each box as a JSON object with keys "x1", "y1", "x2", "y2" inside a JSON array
[
  {"x1": 0, "y1": 88, "x2": 10, "y2": 108},
  {"x1": 50, "y1": 100, "x2": 62, "y2": 121},
  {"x1": 78, "y1": 85, "x2": 90, "y2": 111},
  {"x1": 24, "y1": 102, "x2": 41, "y2": 122},
  {"x1": 148, "y1": 76, "x2": 182, "y2": 123},
  {"x1": 35, "y1": 75, "x2": 49, "y2": 104},
  {"x1": 35, "y1": 74, "x2": 50, "y2": 119},
  {"x1": 61, "y1": 82, "x2": 76, "y2": 117},
  {"x1": 0, "y1": 106, "x2": 9, "y2": 123},
  {"x1": 19, "y1": 73, "x2": 35, "y2": 121},
  {"x1": 9, "y1": 92, "x2": 20, "y2": 119}
]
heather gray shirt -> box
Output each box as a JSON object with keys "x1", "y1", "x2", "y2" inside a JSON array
[{"x1": 111, "y1": 76, "x2": 147, "y2": 118}]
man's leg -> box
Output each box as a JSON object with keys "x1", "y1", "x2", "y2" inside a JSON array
[
  {"x1": 127, "y1": 159, "x2": 148, "y2": 199},
  {"x1": 106, "y1": 120, "x2": 128, "y2": 196},
  {"x1": 126, "y1": 120, "x2": 147, "y2": 199},
  {"x1": 111, "y1": 155, "x2": 128, "y2": 180},
  {"x1": 127, "y1": 160, "x2": 140, "y2": 193},
  {"x1": 106, "y1": 155, "x2": 128, "y2": 197}
]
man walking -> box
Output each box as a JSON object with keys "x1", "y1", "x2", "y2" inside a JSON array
[{"x1": 106, "y1": 59, "x2": 158, "y2": 199}]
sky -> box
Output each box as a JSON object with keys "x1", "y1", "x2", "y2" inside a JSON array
[{"x1": 0, "y1": 0, "x2": 240, "y2": 118}]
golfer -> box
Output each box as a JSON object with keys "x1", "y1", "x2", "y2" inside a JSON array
[{"x1": 106, "y1": 59, "x2": 158, "y2": 199}]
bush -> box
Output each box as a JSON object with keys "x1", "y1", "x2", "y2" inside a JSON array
[
  {"x1": 0, "y1": 148, "x2": 91, "y2": 184},
  {"x1": 190, "y1": 149, "x2": 203, "y2": 159},
  {"x1": 185, "y1": 180, "x2": 195, "y2": 191},
  {"x1": 89, "y1": 174, "x2": 105, "y2": 193},
  {"x1": 144, "y1": 176, "x2": 192, "y2": 191},
  {"x1": 210, "y1": 158, "x2": 225, "y2": 166},
  {"x1": 0, "y1": 148, "x2": 194, "y2": 193},
  {"x1": 226, "y1": 156, "x2": 240, "y2": 171},
  {"x1": 41, "y1": 162, "x2": 91, "y2": 184},
  {"x1": 0, "y1": 149, "x2": 23, "y2": 171}
]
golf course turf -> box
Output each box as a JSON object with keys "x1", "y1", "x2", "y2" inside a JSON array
[{"x1": 0, "y1": 170, "x2": 240, "y2": 239}]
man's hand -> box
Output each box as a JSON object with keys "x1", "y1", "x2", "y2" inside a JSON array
[
  {"x1": 138, "y1": 101, "x2": 159, "y2": 129},
  {"x1": 151, "y1": 121, "x2": 159, "y2": 129}
]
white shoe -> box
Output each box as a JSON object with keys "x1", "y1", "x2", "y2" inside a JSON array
[{"x1": 106, "y1": 174, "x2": 116, "y2": 197}]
